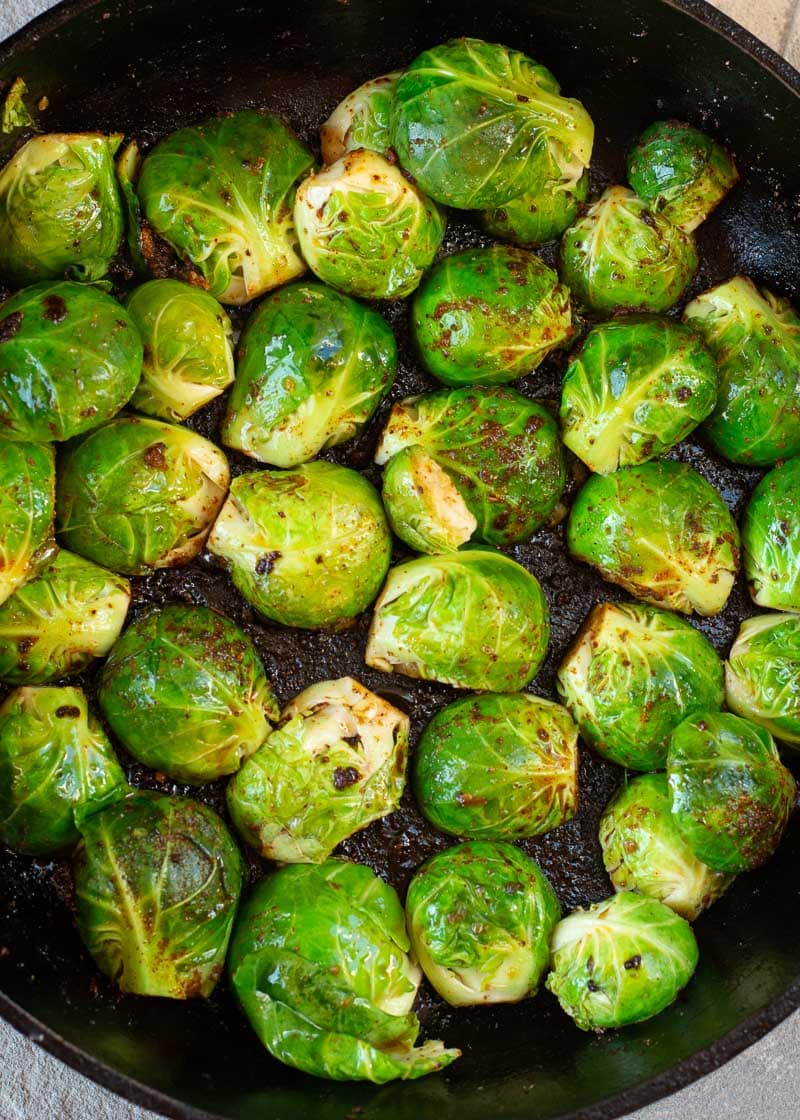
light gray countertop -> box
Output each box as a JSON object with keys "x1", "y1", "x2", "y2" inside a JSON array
[{"x1": 1, "y1": 2, "x2": 800, "y2": 1118}]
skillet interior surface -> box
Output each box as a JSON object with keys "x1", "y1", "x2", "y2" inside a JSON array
[{"x1": 2, "y1": 1, "x2": 800, "y2": 1118}]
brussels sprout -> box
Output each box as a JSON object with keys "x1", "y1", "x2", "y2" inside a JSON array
[
  {"x1": 599, "y1": 774, "x2": 732, "y2": 921},
  {"x1": 0, "y1": 441, "x2": 55, "y2": 607},
  {"x1": 627, "y1": 120, "x2": 739, "y2": 233},
  {"x1": 366, "y1": 549, "x2": 549, "y2": 691},
  {"x1": 414, "y1": 693, "x2": 577, "y2": 839},
  {"x1": 683, "y1": 277, "x2": 800, "y2": 465},
  {"x1": 208, "y1": 462, "x2": 390, "y2": 630},
  {"x1": 559, "y1": 315, "x2": 719, "y2": 474},
  {"x1": 482, "y1": 171, "x2": 590, "y2": 246},
  {"x1": 412, "y1": 246, "x2": 573, "y2": 386},
  {"x1": 561, "y1": 186, "x2": 698, "y2": 314},
  {"x1": 0, "y1": 282, "x2": 142, "y2": 442},
  {"x1": 137, "y1": 110, "x2": 314, "y2": 305},
  {"x1": 741, "y1": 457, "x2": 800, "y2": 611},
  {"x1": 98, "y1": 605, "x2": 278, "y2": 784},
  {"x1": 228, "y1": 859, "x2": 460, "y2": 1081},
  {"x1": 227, "y1": 677, "x2": 408, "y2": 862},
  {"x1": 376, "y1": 387, "x2": 566, "y2": 550},
  {"x1": 294, "y1": 149, "x2": 445, "y2": 300},
  {"x1": 74, "y1": 791, "x2": 243, "y2": 998},
  {"x1": 545, "y1": 891, "x2": 699, "y2": 1031},
  {"x1": 0, "y1": 132, "x2": 123, "y2": 286},
  {"x1": 0, "y1": 686, "x2": 126, "y2": 855},
  {"x1": 726, "y1": 614, "x2": 800, "y2": 747},
  {"x1": 406, "y1": 841, "x2": 560, "y2": 1006},
  {"x1": 57, "y1": 416, "x2": 229, "y2": 576},
  {"x1": 0, "y1": 551, "x2": 130, "y2": 685},
  {"x1": 222, "y1": 281, "x2": 396, "y2": 467},
  {"x1": 567, "y1": 461, "x2": 739, "y2": 616},
  {"x1": 1, "y1": 77, "x2": 35, "y2": 135},
  {"x1": 126, "y1": 280, "x2": 234, "y2": 421},
  {"x1": 667, "y1": 711, "x2": 796, "y2": 873},
  {"x1": 556, "y1": 602, "x2": 724, "y2": 771},
  {"x1": 320, "y1": 72, "x2": 402, "y2": 163},
  {"x1": 390, "y1": 37, "x2": 594, "y2": 209}
]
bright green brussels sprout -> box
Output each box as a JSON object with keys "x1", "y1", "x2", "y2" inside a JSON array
[
  {"x1": 208, "y1": 462, "x2": 390, "y2": 630},
  {"x1": 320, "y1": 72, "x2": 402, "y2": 163},
  {"x1": 411, "y1": 246, "x2": 573, "y2": 386},
  {"x1": 414, "y1": 692, "x2": 577, "y2": 839},
  {"x1": 561, "y1": 186, "x2": 698, "y2": 314},
  {"x1": 222, "y1": 281, "x2": 396, "y2": 467},
  {"x1": 556, "y1": 601, "x2": 724, "y2": 770},
  {"x1": 0, "y1": 686, "x2": 126, "y2": 855},
  {"x1": 627, "y1": 120, "x2": 739, "y2": 233},
  {"x1": 227, "y1": 677, "x2": 408, "y2": 862},
  {"x1": 741, "y1": 457, "x2": 800, "y2": 611},
  {"x1": 545, "y1": 891, "x2": 699, "y2": 1031},
  {"x1": 482, "y1": 171, "x2": 589, "y2": 246},
  {"x1": 567, "y1": 461, "x2": 740, "y2": 616},
  {"x1": 366, "y1": 549, "x2": 549, "y2": 691},
  {"x1": 683, "y1": 277, "x2": 800, "y2": 465},
  {"x1": 293, "y1": 149, "x2": 445, "y2": 300},
  {"x1": 56, "y1": 415, "x2": 229, "y2": 576},
  {"x1": 126, "y1": 280, "x2": 234, "y2": 421},
  {"x1": 390, "y1": 37, "x2": 594, "y2": 209},
  {"x1": 74, "y1": 791, "x2": 243, "y2": 998},
  {"x1": 0, "y1": 132, "x2": 123, "y2": 286},
  {"x1": 559, "y1": 315, "x2": 719, "y2": 474},
  {"x1": 376, "y1": 387, "x2": 566, "y2": 549},
  {"x1": 668, "y1": 711, "x2": 796, "y2": 873},
  {"x1": 137, "y1": 110, "x2": 314, "y2": 305},
  {"x1": 726, "y1": 614, "x2": 800, "y2": 747},
  {"x1": 0, "y1": 281, "x2": 142, "y2": 442},
  {"x1": 98, "y1": 605, "x2": 278, "y2": 784},
  {"x1": 599, "y1": 774, "x2": 732, "y2": 921},
  {"x1": 228, "y1": 859, "x2": 460, "y2": 1082},
  {"x1": 0, "y1": 441, "x2": 55, "y2": 607},
  {"x1": 0, "y1": 551, "x2": 130, "y2": 685},
  {"x1": 406, "y1": 841, "x2": 560, "y2": 1006}
]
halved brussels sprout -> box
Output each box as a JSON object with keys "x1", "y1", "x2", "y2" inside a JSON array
[
  {"x1": 600, "y1": 774, "x2": 732, "y2": 921},
  {"x1": 683, "y1": 277, "x2": 800, "y2": 465},
  {"x1": 411, "y1": 246, "x2": 573, "y2": 386},
  {"x1": 559, "y1": 315, "x2": 718, "y2": 474},
  {"x1": 726, "y1": 614, "x2": 800, "y2": 747},
  {"x1": 74, "y1": 791, "x2": 243, "y2": 999},
  {"x1": 414, "y1": 692, "x2": 577, "y2": 839},
  {"x1": 208, "y1": 462, "x2": 391, "y2": 629},
  {"x1": 567, "y1": 461, "x2": 740, "y2": 616},
  {"x1": 366, "y1": 549, "x2": 549, "y2": 691},
  {"x1": 56, "y1": 416, "x2": 229, "y2": 576},
  {"x1": 0, "y1": 551, "x2": 130, "y2": 685},
  {"x1": 406, "y1": 841, "x2": 560, "y2": 1006},
  {"x1": 668, "y1": 712, "x2": 796, "y2": 873},
  {"x1": 0, "y1": 442, "x2": 55, "y2": 607},
  {"x1": 0, "y1": 281, "x2": 142, "y2": 441},
  {"x1": 137, "y1": 110, "x2": 314, "y2": 305},
  {"x1": 482, "y1": 171, "x2": 590, "y2": 246},
  {"x1": 556, "y1": 602, "x2": 724, "y2": 770},
  {"x1": 228, "y1": 860, "x2": 460, "y2": 1082},
  {"x1": 742, "y1": 457, "x2": 800, "y2": 612},
  {"x1": 222, "y1": 281, "x2": 396, "y2": 467},
  {"x1": 545, "y1": 891, "x2": 699, "y2": 1031},
  {"x1": 376, "y1": 386, "x2": 566, "y2": 549},
  {"x1": 627, "y1": 120, "x2": 739, "y2": 233},
  {"x1": 0, "y1": 685, "x2": 126, "y2": 855},
  {"x1": 560, "y1": 186, "x2": 698, "y2": 314},
  {"x1": 0, "y1": 132, "x2": 123, "y2": 285},
  {"x1": 320, "y1": 72, "x2": 402, "y2": 163},
  {"x1": 227, "y1": 677, "x2": 408, "y2": 862},
  {"x1": 391, "y1": 37, "x2": 594, "y2": 209},
  {"x1": 99, "y1": 605, "x2": 278, "y2": 784},
  {"x1": 126, "y1": 280, "x2": 234, "y2": 421},
  {"x1": 293, "y1": 149, "x2": 445, "y2": 300}
]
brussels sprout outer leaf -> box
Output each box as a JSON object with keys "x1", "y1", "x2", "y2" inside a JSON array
[
  {"x1": 482, "y1": 171, "x2": 589, "y2": 245},
  {"x1": 0, "y1": 441, "x2": 56, "y2": 607},
  {"x1": 1, "y1": 77, "x2": 36, "y2": 135},
  {"x1": 741, "y1": 457, "x2": 800, "y2": 612},
  {"x1": 726, "y1": 613, "x2": 800, "y2": 747},
  {"x1": 320, "y1": 72, "x2": 402, "y2": 164},
  {"x1": 115, "y1": 139, "x2": 149, "y2": 278}
]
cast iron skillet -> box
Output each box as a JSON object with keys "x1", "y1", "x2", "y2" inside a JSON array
[{"x1": 2, "y1": 1, "x2": 800, "y2": 1118}]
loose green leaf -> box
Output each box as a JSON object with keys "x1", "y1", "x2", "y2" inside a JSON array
[{"x1": 1, "y1": 77, "x2": 36, "y2": 134}]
